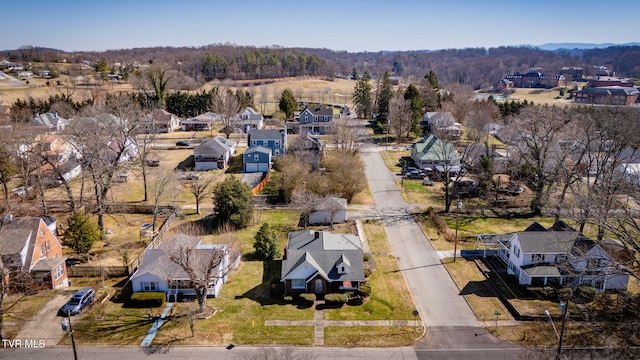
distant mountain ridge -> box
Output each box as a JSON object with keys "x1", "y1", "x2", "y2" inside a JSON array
[{"x1": 535, "y1": 42, "x2": 640, "y2": 51}]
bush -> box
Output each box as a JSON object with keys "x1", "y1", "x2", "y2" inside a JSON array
[
  {"x1": 299, "y1": 293, "x2": 316, "y2": 305},
  {"x1": 130, "y1": 292, "x2": 166, "y2": 307},
  {"x1": 358, "y1": 284, "x2": 372, "y2": 298},
  {"x1": 575, "y1": 285, "x2": 597, "y2": 304},
  {"x1": 283, "y1": 295, "x2": 293, "y2": 303},
  {"x1": 557, "y1": 287, "x2": 573, "y2": 301},
  {"x1": 364, "y1": 268, "x2": 373, "y2": 278},
  {"x1": 325, "y1": 293, "x2": 349, "y2": 306}
]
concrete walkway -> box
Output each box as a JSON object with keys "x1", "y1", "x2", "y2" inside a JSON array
[
  {"x1": 140, "y1": 302, "x2": 174, "y2": 347},
  {"x1": 265, "y1": 300, "x2": 421, "y2": 346}
]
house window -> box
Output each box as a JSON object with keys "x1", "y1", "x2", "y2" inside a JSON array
[
  {"x1": 275, "y1": 141, "x2": 279, "y2": 146},
  {"x1": 274, "y1": 149, "x2": 280, "y2": 155},
  {"x1": 54, "y1": 264, "x2": 64, "y2": 280},
  {"x1": 532, "y1": 254, "x2": 545, "y2": 263},
  {"x1": 39, "y1": 245, "x2": 45, "y2": 256},
  {"x1": 142, "y1": 282, "x2": 158, "y2": 291},
  {"x1": 252, "y1": 140, "x2": 257, "y2": 145},
  {"x1": 45, "y1": 241, "x2": 50, "y2": 253},
  {"x1": 304, "y1": 115, "x2": 309, "y2": 123},
  {"x1": 254, "y1": 154, "x2": 259, "y2": 161},
  {"x1": 513, "y1": 246, "x2": 521, "y2": 258},
  {"x1": 291, "y1": 279, "x2": 305, "y2": 289}
]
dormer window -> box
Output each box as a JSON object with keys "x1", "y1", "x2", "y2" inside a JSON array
[{"x1": 336, "y1": 254, "x2": 350, "y2": 275}]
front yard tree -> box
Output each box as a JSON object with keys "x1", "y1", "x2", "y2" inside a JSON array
[
  {"x1": 211, "y1": 87, "x2": 241, "y2": 139},
  {"x1": 0, "y1": 145, "x2": 16, "y2": 212},
  {"x1": 165, "y1": 228, "x2": 240, "y2": 314},
  {"x1": 64, "y1": 211, "x2": 102, "y2": 256},
  {"x1": 508, "y1": 105, "x2": 572, "y2": 215},
  {"x1": 278, "y1": 89, "x2": 297, "y2": 120},
  {"x1": 404, "y1": 83, "x2": 424, "y2": 135},
  {"x1": 212, "y1": 176, "x2": 253, "y2": 229},
  {"x1": 353, "y1": 71, "x2": 373, "y2": 119},
  {"x1": 71, "y1": 102, "x2": 141, "y2": 233},
  {"x1": 253, "y1": 223, "x2": 280, "y2": 260},
  {"x1": 188, "y1": 177, "x2": 216, "y2": 215},
  {"x1": 389, "y1": 87, "x2": 413, "y2": 142},
  {"x1": 375, "y1": 71, "x2": 393, "y2": 124}
]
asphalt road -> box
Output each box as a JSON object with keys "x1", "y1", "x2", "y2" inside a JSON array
[{"x1": 359, "y1": 146, "x2": 514, "y2": 355}]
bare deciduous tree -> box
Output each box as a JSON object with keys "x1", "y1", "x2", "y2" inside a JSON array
[
  {"x1": 163, "y1": 225, "x2": 240, "y2": 314},
  {"x1": 330, "y1": 118, "x2": 367, "y2": 154},
  {"x1": 290, "y1": 188, "x2": 322, "y2": 229},
  {"x1": 187, "y1": 177, "x2": 216, "y2": 215},
  {"x1": 210, "y1": 87, "x2": 241, "y2": 139},
  {"x1": 388, "y1": 87, "x2": 413, "y2": 142},
  {"x1": 507, "y1": 105, "x2": 572, "y2": 215}
]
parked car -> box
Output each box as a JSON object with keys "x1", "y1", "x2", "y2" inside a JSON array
[
  {"x1": 59, "y1": 288, "x2": 95, "y2": 316},
  {"x1": 404, "y1": 170, "x2": 424, "y2": 179},
  {"x1": 175, "y1": 141, "x2": 189, "y2": 147}
]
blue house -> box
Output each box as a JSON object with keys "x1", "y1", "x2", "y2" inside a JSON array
[
  {"x1": 247, "y1": 128, "x2": 287, "y2": 156},
  {"x1": 243, "y1": 146, "x2": 272, "y2": 173}
]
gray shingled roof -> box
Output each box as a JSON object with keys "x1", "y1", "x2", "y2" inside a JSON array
[
  {"x1": 514, "y1": 231, "x2": 579, "y2": 254},
  {"x1": 193, "y1": 136, "x2": 236, "y2": 156},
  {"x1": 0, "y1": 217, "x2": 43, "y2": 271},
  {"x1": 281, "y1": 230, "x2": 364, "y2": 283},
  {"x1": 248, "y1": 129, "x2": 283, "y2": 140}
]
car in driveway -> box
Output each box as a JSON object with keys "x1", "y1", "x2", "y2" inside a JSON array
[
  {"x1": 175, "y1": 141, "x2": 189, "y2": 147},
  {"x1": 404, "y1": 170, "x2": 425, "y2": 179},
  {"x1": 59, "y1": 288, "x2": 95, "y2": 316}
]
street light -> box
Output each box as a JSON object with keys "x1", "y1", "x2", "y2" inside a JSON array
[
  {"x1": 61, "y1": 311, "x2": 78, "y2": 360},
  {"x1": 556, "y1": 299, "x2": 570, "y2": 360},
  {"x1": 544, "y1": 309, "x2": 560, "y2": 339},
  {"x1": 453, "y1": 200, "x2": 463, "y2": 262}
]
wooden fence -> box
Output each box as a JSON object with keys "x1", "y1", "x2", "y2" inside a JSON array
[
  {"x1": 67, "y1": 255, "x2": 140, "y2": 278},
  {"x1": 251, "y1": 172, "x2": 270, "y2": 196}
]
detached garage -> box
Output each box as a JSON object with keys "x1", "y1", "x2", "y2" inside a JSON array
[{"x1": 244, "y1": 146, "x2": 272, "y2": 173}]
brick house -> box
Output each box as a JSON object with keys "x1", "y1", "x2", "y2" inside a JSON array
[{"x1": 0, "y1": 216, "x2": 68, "y2": 289}]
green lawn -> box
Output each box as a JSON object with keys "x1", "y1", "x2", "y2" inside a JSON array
[
  {"x1": 442, "y1": 258, "x2": 511, "y2": 321},
  {"x1": 69, "y1": 210, "x2": 419, "y2": 347}
]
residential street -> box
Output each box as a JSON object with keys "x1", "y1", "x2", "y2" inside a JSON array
[{"x1": 359, "y1": 146, "x2": 513, "y2": 354}]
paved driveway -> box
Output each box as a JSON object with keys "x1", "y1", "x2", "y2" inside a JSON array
[{"x1": 14, "y1": 290, "x2": 75, "y2": 346}]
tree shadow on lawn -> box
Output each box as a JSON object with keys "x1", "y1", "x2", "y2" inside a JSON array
[
  {"x1": 235, "y1": 260, "x2": 286, "y2": 306},
  {"x1": 175, "y1": 155, "x2": 195, "y2": 171},
  {"x1": 459, "y1": 280, "x2": 499, "y2": 297},
  {"x1": 73, "y1": 312, "x2": 154, "y2": 343}
]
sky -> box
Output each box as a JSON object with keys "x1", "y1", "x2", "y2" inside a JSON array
[{"x1": 1, "y1": 0, "x2": 639, "y2": 53}]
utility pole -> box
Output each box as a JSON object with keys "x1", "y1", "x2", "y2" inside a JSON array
[
  {"x1": 61, "y1": 311, "x2": 78, "y2": 360},
  {"x1": 557, "y1": 299, "x2": 569, "y2": 359}
]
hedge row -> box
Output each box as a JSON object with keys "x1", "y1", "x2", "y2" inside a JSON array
[{"x1": 130, "y1": 291, "x2": 166, "y2": 307}]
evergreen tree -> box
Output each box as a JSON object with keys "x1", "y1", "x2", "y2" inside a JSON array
[
  {"x1": 253, "y1": 223, "x2": 280, "y2": 260},
  {"x1": 353, "y1": 71, "x2": 373, "y2": 119},
  {"x1": 278, "y1": 89, "x2": 297, "y2": 120},
  {"x1": 404, "y1": 84, "x2": 424, "y2": 134},
  {"x1": 64, "y1": 212, "x2": 102, "y2": 256},
  {"x1": 212, "y1": 177, "x2": 254, "y2": 229},
  {"x1": 375, "y1": 71, "x2": 393, "y2": 124},
  {"x1": 426, "y1": 70, "x2": 440, "y2": 91}
]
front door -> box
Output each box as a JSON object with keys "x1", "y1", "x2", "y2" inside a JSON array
[{"x1": 314, "y1": 279, "x2": 323, "y2": 294}]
